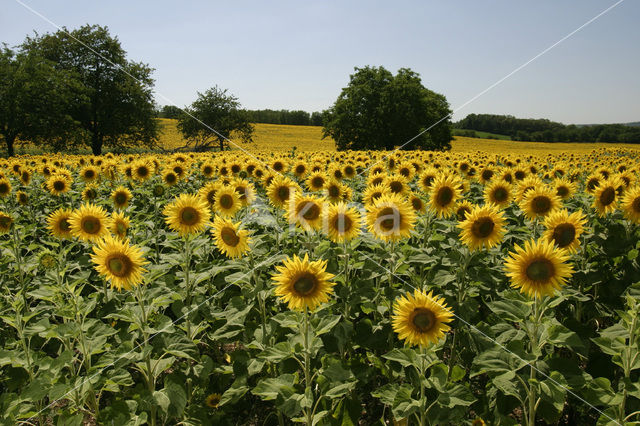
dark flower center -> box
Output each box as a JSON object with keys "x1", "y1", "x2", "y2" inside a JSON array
[
  {"x1": 107, "y1": 254, "x2": 132, "y2": 277},
  {"x1": 180, "y1": 207, "x2": 199, "y2": 225},
  {"x1": 219, "y1": 194, "x2": 234, "y2": 210},
  {"x1": 81, "y1": 216, "x2": 101, "y2": 234},
  {"x1": 552, "y1": 223, "x2": 576, "y2": 248},
  {"x1": 390, "y1": 181, "x2": 403, "y2": 194},
  {"x1": 599, "y1": 187, "x2": 615, "y2": 206},
  {"x1": 277, "y1": 186, "x2": 290, "y2": 201},
  {"x1": 299, "y1": 202, "x2": 320, "y2": 221},
  {"x1": 115, "y1": 192, "x2": 128, "y2": 205},
  {"x1": 377, "y1": 207, "x2": 399, "y2": 231},
  {"x1": 471, "y1": 217, "x2": 495, "y2": 239},
  {"x1": 436, "y1": 187, "x2": 454, "y2": 207},
  {"x1": 493, "y1": 187, "x2": 508, "y2": 202},
  {"x1": 53, "y1": 180, "x2": 66, "y2": 192},
  {"x1": 531, "y1": 196, "x2": 551, "y2": 214},
  {"x1": 526, "y1": 259, "x2": 554, "y2": 282},
  {"x1": 412, "y1": 308, "x2": 436, "y2": 332},
  {"x1": 332, "y1": 213, "x2": 353, "y2": 233},
  {"x1": 220, "y1": 227, "x2": 240, "y2": 247},
  {"x1": 293, "y1": 273, "x2": 317, "y2": 296}
]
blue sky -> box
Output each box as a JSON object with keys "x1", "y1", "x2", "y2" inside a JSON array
[{"x1": 2, "y1": 0, "x2": 639, "y2": 123}]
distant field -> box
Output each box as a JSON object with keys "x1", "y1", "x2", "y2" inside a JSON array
[
  {"x1": 158, "y1": 119, "x2": 640, "y2": 155},
  {"x1": 453, "y1": 128, "x2": 512, "y2": 140},
  {"x1": 158, "y1": 119, "x2": 336, "y2": 152}
]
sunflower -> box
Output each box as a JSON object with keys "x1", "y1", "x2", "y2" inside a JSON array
[
  {"x1": 205, "y1": 393, "x2": 222, "y2": 409},
  {"x1": 391, "y1": 289, "x2": 454, "y2": 348},
  {"x1": 272, "y1": 254, "x2": 335, "y2": 311},
  {"x1": 519, "y1": 186, "x2": 561, "y2": 220},
  {"x1": 287, "y1": 195, "x2": 324, "y2": 231},
  {"x1": 79, "y1": 165, "x2": 99, "y2": 183},
  {"x1": 455, "y1": 200, "x2": 474, "y2": 222},
  {"x1": 19, "y1": 169, "x2": 31, "y2": 185},
  {"x1": 232, "y1": 179, "x2": 256, "y2": 207},
  {"x1": 111, "y1": 211, "x2": 131, "y2": 240},
  {"x1": 428, "y1": 174, "x2": 461, "y2": 218},
  {"x1": 132, "y1": 159, "x2": 154, "y2": 182},
  {"x1": 504, "y1": 238, "x2": 573, "y2": 298},
  {"x1": 366, "y1": 193, "x2": 416, "y2": 242},
  {"x1": 621, "y1": 186, "x2": 640, "y2": 223},
  {"x1": 362, "y1": 184, "x2": 388, "y2": 206},
  {"x1": 592, "y1": 179, "x2": 618, "y2": 217},
  {"x1": 46, "y1": 174, "x2": 72, "y2": 196},
  {"x1": 543, "y1": 209, "x2": 587, "y2": 253},
  {"x1": 484, "y1": 181, "x2": 513, "y2": 208},
  {"x1": 162, "y1": 170, "x2": 179, "y2": 186},
  {"x1": 198, "y1": 181, "x2": 221, "y2": 208},
  {"x1": 458, "y1": 204, "x2": 506, "y2": 251},
  {"x1": 112, "y1": 186, "x2": 132, "y2": 209},
  {"x1": 267, "y1": 176, "x2": 300, "y2": 209},
  {"x1": 385, "y1": 175, "x2": 409, "y2": 197},
  {"x1": 324, "y1": 180, "x2": 346, "y2": 204},
  {"x1": 306, "y1": 172, "x2": 328, "y2": 192},
  {"x1": 418, "y1": 168, "x2": 438, "y2": 193},
  {"x1": 69, "y1": 203, "x2": 112, "y2": 242},
  {"x1": 82, "y1": 185, "x2": 98, "y2": 201},
  {"x1": 213, "y1": 185, "x2": 241, "y2": 217},
  {"x1": 163, "y1": 193, "x2": 210, "y2": 236},
  {"x1": 91, "y1": 235, "x2": 147, "y2": 291},
  {"x1": 200, "y1": 161, "x2": 216, "y2": 178},
  {"x1": 16, "y1": 190, "x2": 28, "y2": 206},
  {"x1": 292, "y1": 161, "x2": 308, "y2": 178},
  {"x1": 0, "y1": 211, "x2": 12, "y2": 233},
  {"x1": 408, "y1": 192, "x2": 427, "y2": 214},
  {"x1": 211, "y1": 216, "x2": 252, "y2": 258},
  {"x1": 553, "y1": 178, "x2": 576, "y2": 200},
  {"x1": 47, "y1": 208, "x2": 73, "y2": 239},
  {"x1": 324, "y1": 202, "x2": 361, "y2": 243},
  {"x1": 0, "y1": 179, "x2": 12, "y2": 198}
]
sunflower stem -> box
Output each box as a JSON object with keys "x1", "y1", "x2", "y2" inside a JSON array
[
  {"x1": 135, "y1": 284, "x2": 157, "y2": 426},
  {"x1": 527, "y1": 297, "x2": 541, "y2": 426},
  {"x1": 184, "y1": 235, "x2": 193, "y2": 341},
  {"x1": 302, "y1": 308, "x2": 313, "y2": 426}
]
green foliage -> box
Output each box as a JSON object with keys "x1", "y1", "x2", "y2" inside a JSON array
[
  {"x1": 322, "y1": 66, "x2": 453, "y2": 151},
  {"x1": 176, "y1": 86, "x2": 254, "y2": 152},
  {"x1": 20, "y1": 24, "x2": 158, "y2": 155}
]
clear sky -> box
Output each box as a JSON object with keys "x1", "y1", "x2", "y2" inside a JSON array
[{"x1": 2, "y1": 0, "x2": 639, "y2": 124}]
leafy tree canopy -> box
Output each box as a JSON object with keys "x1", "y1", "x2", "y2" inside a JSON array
[
  {"x1": 322, "y1": 66, "x2": 453, "y2": 151},
  {"x1": 176, "y1": 86, "x2": 253, "y2": 152},
  {"x1": 21, "y1": 24, "x2": 158, "y2": 155}
]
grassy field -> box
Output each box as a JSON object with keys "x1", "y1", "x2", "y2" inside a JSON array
[
  {"x1": 158, "y1": 118, "x2": 336, "y2": 152},
  {"x1": 159, "y1": 118, "x2": 640, "y2": 155}
]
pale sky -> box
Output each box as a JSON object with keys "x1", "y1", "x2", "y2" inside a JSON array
[{"x1": 2, "y1": 0, "x2": 639, "y2": 124}]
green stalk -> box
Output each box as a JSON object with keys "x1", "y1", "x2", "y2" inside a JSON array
[
  {"x1": 527, "y1": 297, "x2": 540, "y2": 426},
  {"x1": 135, "y1": 285, "x2": 156, "y2": 426},
  {"x1": 303, "y1": 309, "x2": 313, "y2": 426},
  {"x1": 184, "y1": 235, "x2": 193, "y2": 340},
  {"x1": 619, "y1": 312, "x2": 638, "y2": 423}
]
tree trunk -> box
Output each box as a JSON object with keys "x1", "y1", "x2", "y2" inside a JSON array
[
  {"x1": 5, "y1": 135, "x2": 15, "y2": 157},
  {"x1": 218, "y1": 137, "x2": 225, "y2": 152},
  {"x1": 91, "y1": 133, "x2": 102, "y2": 155}
]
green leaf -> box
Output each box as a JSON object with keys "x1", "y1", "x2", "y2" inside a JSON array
[
  {"x1": 252, "y1": 374, "x2": 297, "y2": 401},
  {"x1": 314, "y1": 314, "x2": 342, "y2": 336},
  {"x1": 153, "y1": 390, "x2": 171, "y2": 415},
  {"x1": 259, "y1": 342, "x2": 294, "y2": 363},
  {"x1": 382, "y1": 348, "x2": 420, "y2": 368}
]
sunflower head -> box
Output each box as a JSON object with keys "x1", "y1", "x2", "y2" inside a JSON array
[
  {"x1": 91, "y1": 235, "x2": 147, "y2": 291},
  {"x1": 543, "y1": 209, "x2": 587, "y2": 254},
  {"x1": 0, "y1": 179, "x2": 12, "y2": 197},
  {"x1": 366, "y1": 193, "x2": 416, "y2": 242},
  {"x1": 592, "y1": 179, "x2": 619, "y2": 217},
  {"x1": 47, "y1": 174, "x2": 72, "y2": 196},
  {"x1": 164, "y1": 193, "x2": 211, "y2": 236},
  {"x1": 111, "y1": 211, "x2": 131, "y2": 240},
  {"x1": 458, "y1": 204, "x2": 506, "y2": 251},
  {"x1": 47, "y1": 208, "x2": 73, "y2": 239},
  {"x1": 287, "y1": 195, "x2": 324, "y2": 231},
  {"x1": 214, "y1": 185, "x2": 242, "y2": 217},
  {"x1": 324, "y1": 202, "x2": 361, "y2": 243},
  {"x1": 392, "y1": 289, "x2": 454, "y2": 348},
  {"x1": 484, "y1": 181, "x2": 512, "y2": 208},
  {"x1": 272, "y1": 254, "x2": 335, "y2": 311},
  {"x1": 0, "y1": 211, "x2": 13, "y2": 233},
  {"x1": 69, "y1": 203, "x2": 112, "y2": 242},
  {"x1": 211, "y1": 215, "x2": 252, "y2": 258},
  {"x1": 622, "y1": 186, "x2": 640, "y2": 223},
  {"x1": 112, "y1": 186, "x2": 132, "y2": 209},
  {"x1": 520, "y1": 186, "x2": 561, "y2": 220},
  {"x1": 205, "y1": 393, "x2": 222, "y2": 409},
  {"x1": 16, "y1": 190, "x2": 29, "y2": 206},
  {"x1": 504, "y1": 238, "x2": 573, "y2": 299},
  {"x1": 429, "y1": 174, "x2": 461, "y2": 218}
]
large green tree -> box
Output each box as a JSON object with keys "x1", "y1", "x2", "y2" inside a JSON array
[
  {"x1": 22, "y1": 25, "x2": 158, "y2": 155},
  {"x1": 177, "y1": 86, "x2": 253, "y2": 152},
  {"x1": 0, "y1": 45, "x2": 79, "y2": 156},
  {"x1": 322, "y1": 66, "x2": 453, "y2": 151}
]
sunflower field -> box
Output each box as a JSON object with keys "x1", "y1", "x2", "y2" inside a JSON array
[{"x1": 1, "y1": 147, "x2": 639, "y2": 426}]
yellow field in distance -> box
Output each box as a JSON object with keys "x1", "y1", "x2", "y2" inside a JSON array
[{"x1": 158, "y1": 119, "x2": 640, "y2": 154}]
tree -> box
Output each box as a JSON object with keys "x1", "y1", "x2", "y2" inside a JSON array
[
  {"x1": 160, "y1": 105, "x2": 183, "y2": 119},
  {"x1": 322, "y1": 66, "x2": 453, "y2": 151},
  {"x1": 22, "y1": 24, "x2": 158, "y2": 155},
  {"x1": 0, "y1": 45, "x2": 79, "y2": 156},
  {"x1": 177, "y1": 86, "x2": 253, "y2": 152}
]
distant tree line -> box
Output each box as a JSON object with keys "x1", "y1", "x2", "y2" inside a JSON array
[
  {"x1": 159, "y1": 106, "x2": 323, "y2": 126},
  {"x1": 455, "y1": 113, "x2": 640, "y2": 143}
]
